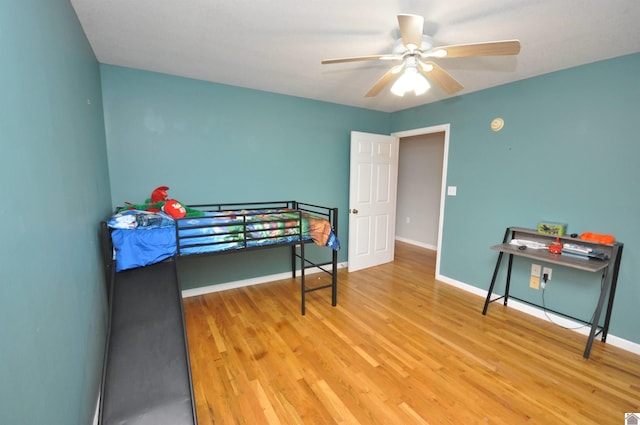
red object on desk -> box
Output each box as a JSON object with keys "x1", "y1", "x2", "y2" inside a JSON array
[{"x1": 580, "y1": 232, "x2": 615, "y2": 245}]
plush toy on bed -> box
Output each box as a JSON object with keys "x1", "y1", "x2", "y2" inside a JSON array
[
  {"x1": 162, "y1": 199, "x2": 187, "y2": 218},
  {"x1": 116, "y1": 186, "x2": 203, "y2": 218},
  {"x1": 147, "y1": 186, "x2": 186, "y2": 218},
  {"x1": 150, "y1": 185, "x2": 170, "y2": 203}
]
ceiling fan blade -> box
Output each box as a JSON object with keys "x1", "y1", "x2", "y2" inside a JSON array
[
  {"x1": 365, "y1": 65, "x2": 404, "y2": 97},
  {"x1": 321, "y1": 55, "x2": 400, "y2": 65},
  {"x1": 430, "y1": 40, "x2": 521, "y2": 58},
  {"x1": 397, "y1": 14, "x2": 424, "y2": 49},
  {"x1": 420, "y1": 61, "x2": 464, "y2": 94}
]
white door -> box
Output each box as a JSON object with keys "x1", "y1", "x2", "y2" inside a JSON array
[{"x1": 348, "y1": 131, "x2": 399, "y2": 272}]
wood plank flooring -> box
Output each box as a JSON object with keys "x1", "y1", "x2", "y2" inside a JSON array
[{"x1": 183, "y1": 242, "x2": 640, "y2": 424}]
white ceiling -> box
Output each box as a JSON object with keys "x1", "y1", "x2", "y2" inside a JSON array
[{"x1": 70, "y1": 0, "x2": 640, "y2": 113}]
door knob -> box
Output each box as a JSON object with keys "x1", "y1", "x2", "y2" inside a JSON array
[{"x1": 351, "y1": 209, "x2": 359, "y2": 214}]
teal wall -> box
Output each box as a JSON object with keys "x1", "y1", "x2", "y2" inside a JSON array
[
  {"x1": 101, "y1": 65, "x2": 390, "y2": 288},
  {"x1": 391, "y1": 53, "x2": 640, "y2": 344},
  {"x1": 0, "y1": 1, "x2": 111, "y2": 424}
]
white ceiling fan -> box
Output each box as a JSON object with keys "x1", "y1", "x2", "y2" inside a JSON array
[{"x1": 321, "y1": 14, "x2": 521, "y2": 97}]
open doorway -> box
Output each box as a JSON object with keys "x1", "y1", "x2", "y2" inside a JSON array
[
  {"x1": 395, "y1": 131, "x2": 445, "y2": 250},
  {"x1": 392, "y1": 125, "x2": 450, "y2": 277}
]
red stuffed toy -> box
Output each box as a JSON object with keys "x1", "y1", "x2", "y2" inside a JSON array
[
  {"x1": 151, "y1": 186, "x2": 170, "y2": 203},
  {"x1": 162, "y1": 199, "x2": 187, "y2": 218}
]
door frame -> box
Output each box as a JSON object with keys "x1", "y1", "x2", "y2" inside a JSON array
[{"x1": 392, "y1": 123, "x2": 450, "y2": 278}]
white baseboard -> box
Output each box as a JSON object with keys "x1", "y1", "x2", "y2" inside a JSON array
[
  {"x1": 436, "y1": 273, "x2": 640, "y2": 356},
  {"x1": 395, "y1": 236, "x2": 437, "y2": 251},
  {"x1": 182, "y1": 262, "x2": 348, "y2": 298}
]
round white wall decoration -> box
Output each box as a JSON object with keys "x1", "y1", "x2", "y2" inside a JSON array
[{"x1": 491, "y1": 117, "x2": 504, "y2": 131}]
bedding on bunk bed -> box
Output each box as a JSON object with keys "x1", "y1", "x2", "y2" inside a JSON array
[{"x1": 108, "y1": 208, "x2": 339, "y2": 272}]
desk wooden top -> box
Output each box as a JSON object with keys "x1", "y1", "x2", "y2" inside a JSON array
[{"x1": 490, "y1": 243, "x2": 609, "y2": 273}]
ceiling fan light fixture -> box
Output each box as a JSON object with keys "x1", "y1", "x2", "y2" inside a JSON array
[
  {"x1": 390, "y1": 77, "x2": 407, "y2": 96},
  {"x1": 391, "y1": 66, "x2": 430, "y2": 96},
  {"x1": 413, "y1": 74, "x2": 431, "y2": 95}
]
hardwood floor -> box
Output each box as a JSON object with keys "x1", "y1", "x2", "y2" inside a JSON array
[{"x1": 183, "y1": 242, "x2": 640, "y2": 424}]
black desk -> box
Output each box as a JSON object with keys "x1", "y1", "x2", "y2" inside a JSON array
[{"x1": 482, "y1": 227, "x2": 623, "y2": 359}]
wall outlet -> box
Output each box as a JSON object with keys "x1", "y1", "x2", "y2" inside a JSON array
[
  {"x1": 529, "y1": 275, "x2": 540, "y2": 289},
  {"x1": 543, "y1": 267, "x2": 552, "y2": 281},
  {"x1": 531, "y1": 264, "x2": 541, "y2": 277}
]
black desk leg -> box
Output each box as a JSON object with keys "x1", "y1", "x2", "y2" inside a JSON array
[
  {"x1": 483, "y1": 227, "x2": 512, "y2": 315},
  {"x1": 583, "y1": 269, "x2": 612, "y2": 359},
  {"x1": 483, "y1": 251, "x2": 504, "y2": 315},
  {"x1": 504, "y1": 254, "x2": 514, "y2": 306},
  {"x1": 601, "y1": 244, "x2": 623, "y2": 342}
]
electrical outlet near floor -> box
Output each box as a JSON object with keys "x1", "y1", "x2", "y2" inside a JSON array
[
  {"x1": 529, "y1": 275, "x2": 540, "y2": 289},
  {"x1": 543, "y1": 267, "x2": 552, "y2": 280}
]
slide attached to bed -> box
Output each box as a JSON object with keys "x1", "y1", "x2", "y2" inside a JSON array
[{"x1": 99, "y1": 259, "x2": 197, "y2": 425}]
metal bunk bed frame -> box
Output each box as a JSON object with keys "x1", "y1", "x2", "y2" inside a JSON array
[{"x1": 174, "y1": 200, "x2": 339, "y2": 315}]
